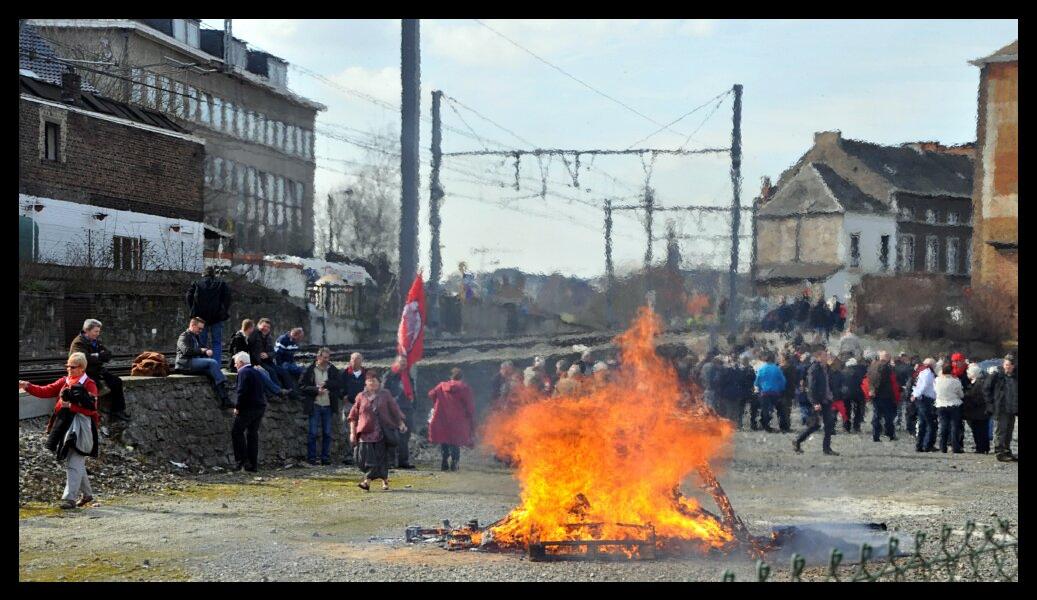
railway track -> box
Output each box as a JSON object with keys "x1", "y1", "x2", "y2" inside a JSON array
[{"x1": 18, "y1": 329, "x2": 638, "y2": 385}]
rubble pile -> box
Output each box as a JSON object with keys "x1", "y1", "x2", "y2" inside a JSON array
[{"x1": 19, "y1": 417, "x2": 188, "y2": 505}]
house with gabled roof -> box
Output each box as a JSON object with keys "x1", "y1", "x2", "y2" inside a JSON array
[{"x1": 755, "y1": 131, "x2": 975, "y2": 301}]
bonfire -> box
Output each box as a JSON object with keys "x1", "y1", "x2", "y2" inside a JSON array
[{"x1": 408, "y1": 308, "x2": 773, "y2": 560}]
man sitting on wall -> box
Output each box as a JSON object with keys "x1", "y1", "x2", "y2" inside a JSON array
[
  {"x1": 175, "y1": 317, "x2": 231, "y2": 408},
  {"x1": 248, "y1": 318, "x2": 295, "y2": 397},
  {"x1": 69, "y1": 318, "x2": 130, "y2": 422},
  {"x1": 274, "y1": 327, "x2": 306, "y2": 388}
]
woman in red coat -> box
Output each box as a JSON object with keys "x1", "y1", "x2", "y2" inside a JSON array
[
  {"x1": 19, "y1": 352, "x2": 100, "y2": 509},
  {"x1": 428, "y1": 368, "x2": 476, "y2": 471}
]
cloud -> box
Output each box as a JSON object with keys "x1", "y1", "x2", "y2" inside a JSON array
[{"x1": 678, "y1": 19, "x2": 717, "y2": 37}]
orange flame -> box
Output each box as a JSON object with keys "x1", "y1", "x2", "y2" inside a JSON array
[{"x1": 481, "y1": 307, "x2": 735, "y2": 552}]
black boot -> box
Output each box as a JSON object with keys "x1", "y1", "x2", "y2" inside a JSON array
[{"x1": 441, "y1": 460, "x2": 450, "y2": 471}]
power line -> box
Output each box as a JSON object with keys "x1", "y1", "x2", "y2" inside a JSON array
[
  {"x1": 473, "y1": 19, "x2": 691, "y2": 140},
  {"x1": 624, "y1": 88, "x2": 731, "y2": 150}
]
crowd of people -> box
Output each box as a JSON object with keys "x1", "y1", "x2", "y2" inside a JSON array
[
  {"x1": 760, "y1": 291, "x2": 847, "y2": 342},
  {"x1": 18, "y1": 267, "x2": 1018, "y2": 510}
]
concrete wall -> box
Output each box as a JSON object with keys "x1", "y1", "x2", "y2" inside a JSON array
[{"x1": 757, "y1": 218, "x2": 799, "y2": 263}]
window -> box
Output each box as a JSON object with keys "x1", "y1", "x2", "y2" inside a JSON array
[
  {"x1": 301, "y1": 129, "x2": 311, "y2": 159},
  {"x1": 227, "y1": 102, "x2": 238, "y2": 136},
  {"x1": 274, "y1": 121, "x2": 284, "y2": 149},
  {"x1": 898, "y1": 234, "x2": 915, "y2": 272},
  {"x1": 44, "y1": 122, "x2": 60, "y2": 161},
  {"x1": 213, "y1": 97, "x2": 223, "y2": 130},
  {"x1": 946, "y1": 238, "x2": 960, "y2": 274},
  {"x1": 925, "y1": 235, "x2": 939, "y2": 273},
  {"x1": 172, "y1": 19, "x2": 187, "y2": 44},
  {"x1": 899, "y1": 206, "x2": 912, "y2": 221},
  {"x1": 244, "y1": 111, "x2": 253, "y2": 141},
  {"x1": 286, "y1": 124, "x2": 295, "y2": 154},
  {"x1": 172, "y1": 81, "x2": 185, "y2": 117},
  {"x1": 235, "y1": 164, "x2": 245, "y2": 193},
  {"x1": 255, "y1": 113, "x2": 265, "y2": 142},
  {"x1": 880, "y1": 235, "x2": 890, "y2": 272},
  {"x1": 186, "y1": 86, "x2": 197, "y2": 119},
  {"x1": 204, "y1": 156, "x2": 213, "y2": 187},
  {"x1": 224, "y1": 160, "x2": 235, "y2": 191},
  {"x1": 966, "y1": 239, "x2": 973, "y2": 274},
  {"x1": 849, "y1": 233, "x2": 860, "y2": 268},
  {"x1": 130, "y1": 68, "x2": 143, "y2": 104},
  {"x1": 145, "y1": 72, "x2": 157, "y2": 106},
  {"x1": 112, "y1": 236, "x2": 144, "y2": 270},
  {"x1": 947, "y1": 211, "x2": 959, "y2": 225},
  {"x1": 925, "y1": 209, "x2": 936, "y2": 224},
  {"x1": 213, "y1": 157, "x2": 224, "y2": 190},
  {"x1": 265, "y1": 119, "x2": 274, "y2": 146},
  {"x1": 200, "y1": 93, "x2": 211, "y2": 124},
  {"x1": 157, "y1": 76, "x2": 169, "y2": 112},
  {"x1": 186, "y1": 21, "x2": 200, "y2": 48}
]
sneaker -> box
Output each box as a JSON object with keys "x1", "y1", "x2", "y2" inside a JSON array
[
  {"x1": 793, "y1": 441, "x2": 803, "y2": 454},
  {"x1": 441, "y1": 462, "x2": 450, "y2": 471},
  {"x1": 996, "y1": 454, "x2": 1015, "y2": 463},
  {"x1": 76, "y1": 495, "x2": 94, "y2": 507},
  {"x1": 59, "y1": 499, "x2": 77, "y2": 510},
  {"x1": 823, "y1": 449, "x2": 840, "y2": 456}
]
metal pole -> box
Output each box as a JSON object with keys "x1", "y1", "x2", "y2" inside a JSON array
[
  {"x1": 727, "y1": 84, "x2": 743, "y2": 333},
  {"x1": 429, "y1": 89, "x2": 443, "y2": 328},
  {"x1": 223, "y1": 19, "x2": 232, "y2": 72},
  {"x1": 604, "y1": 198, "x2": 614, "y2": 327},
  {"x1": 643, "y1": 187, "x2": 654, "y2": 269},
  {"x1": 326, "y1": 194, "x2": 334, "y2": 255},
  {"x1": 399, "y1": 19, "x2": 421, "y2": 311}
]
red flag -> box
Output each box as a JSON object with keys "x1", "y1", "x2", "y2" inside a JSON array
[{"x1": 396, "y1": 273, "x2": 426, "y2": 400}]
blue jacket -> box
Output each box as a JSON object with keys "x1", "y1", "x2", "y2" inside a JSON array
[
  {"x1": 754, "y1": 362, "x2": 787, "y2": 395},
  {"x1": 273, "y1": 332, "x2": 299, "y2": 365},
  {"x1": 236, "y1": 365, "x2": 267, "y2": 410}
]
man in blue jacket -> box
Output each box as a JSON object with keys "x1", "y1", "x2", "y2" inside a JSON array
[
  {"x1": 754, "y1": 352, "x2": 787, "y2": 433},
  {"x1": 231, "y1": 351, "x2": 266, "y2": 472},
  {"x1": 274, "y1": 327, "x2": 306, "y2": 384}
]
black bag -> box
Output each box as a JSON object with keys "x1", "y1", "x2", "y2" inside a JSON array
[{"x1": 62, "y1": 384, "x2": 95, "y2": 411}]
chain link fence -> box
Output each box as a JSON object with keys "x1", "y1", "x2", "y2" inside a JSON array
[{"x1": 723, "y1": 518, "x2": 1017, "y2": 582}]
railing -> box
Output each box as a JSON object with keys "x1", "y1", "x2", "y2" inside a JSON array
[{"x1": 722, "y1": 518, "x2": 1017, "y2": 582}]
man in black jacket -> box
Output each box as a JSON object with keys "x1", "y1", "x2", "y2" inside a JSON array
[
  {"x1": 230, "y1": 352, "x2": 265, "y2": 472},
  {"x1": 297, "y1": 348, "x2": 342, "y2": 466},
  {"x1": 794, "y1": 350, "x2": 838, "y2": 455},
  {"x1": 985, "y1": 354, "x2": 1018, "y2": 462},
  {"x1": 186, "y1": 267, "x2": 232, "y2": 367},
  {"x1": 69, "y1": 318, "x2": 129, "y2": 421},
  {"x1": 247, "y1": 318, "x2": 293, "y2": 392},
  {"x1": 383, "y1": 356, "x2": 416, "y2": 469},
  {"x1": 176, "y1": 317, "x2": 231, "y2": 407}
]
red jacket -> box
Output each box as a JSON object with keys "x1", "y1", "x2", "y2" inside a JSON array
[
  {"x1": 25, "y1": 375, "x2": 101, "y2": 427},
  {"x1": 428, "y1": 380, "x2": 476, "y2": 447}
]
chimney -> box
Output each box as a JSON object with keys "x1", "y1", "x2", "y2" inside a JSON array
[
  {"x1": 814, "y1": 130, "x2": 841, "y2": 146},
  {"x1": 60, "y1": 70, "x2": 81, "y2": 104},
  {"x1": 759, "y1": 176, "x2": 773, "y2": 202}
]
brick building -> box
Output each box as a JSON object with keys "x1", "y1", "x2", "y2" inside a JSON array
[
  {"x1": 27, "y1": 19, "x2": 325, "y2": 258},
  {"x1": 755, "y1": 131, "x2": 975, "y2": 300},
  {"x1": 969, "y1": 40, "x2": 1018, "y2": 341},
  {"x1": 19, "y1": 69, "x2": 206, "y2": 271}
]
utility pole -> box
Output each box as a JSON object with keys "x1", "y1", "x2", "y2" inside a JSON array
[
  {"x1": 399, "y1": 19, "x2": 420, "y2": 311},
  {"x1": 727, "y1": 84, "x2": 743, "y2": 333},
  {"x1": 326, "y1": 193, "x2": 334, "y2": 256},
  {"x1": 604, "y1": 197, "x2": 614, "y2": 327},
  {"x1": 643, "y1": 187, "x2": 654, "y2": 269},
  {"x1": 429, "y1": 89, "x2": 444, "y2": 328}
]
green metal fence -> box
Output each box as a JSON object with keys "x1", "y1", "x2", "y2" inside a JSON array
[{"x1": 722, "y1": 518, "x2": 1017, "y2": 582}]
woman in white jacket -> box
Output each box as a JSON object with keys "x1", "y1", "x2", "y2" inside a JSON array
[{"x1": 934, "y1": 363, "x2": 964, "y2": 453}]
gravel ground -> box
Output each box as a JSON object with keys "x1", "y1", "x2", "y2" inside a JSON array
[{"x1": 19, "y1": 424, "x2": 1017, "y2": 582}]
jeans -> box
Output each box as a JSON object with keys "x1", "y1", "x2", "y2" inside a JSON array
[
  {"x1": 199, "y1": 321, "x2": 224, "y2": 367},
  {"x1": 795, "y1": 404, "x2": 835, "y2": 451},
  {"x1": 905, "y1": 399, "x2": 918, "y2": 435},
  {"x1": 307, "y1": 405, "x2": 333, "y2": 463},
  {"x1": 267, "y1": 363, "x2": 298, "y2": 391},
  {"x1": 232, "y1": 406, "x2": 265, "y2": 468},
  {"x1": 759, "y1": 393, "x2": 780, "y2": 430},
  {"x1": 871, "y1": 398, "x2": 896, "y2": 440},
  {"x1": 914, "y1": 397, "x2": 937, "y2": 451},
  {"x1": 62, "y1": 451, "x2": 93, "y2": 501},
  {"x1": 254, "y1": 366, "x2": 283, "y2": 396},
  {"x1": 186, "y1": 357, "x2": 226, "y2": 385},
  {"x1": 937, "y1": 405, "x2": 963, "y2": 452},
  {"x1": 97, "y1": 369, "x2": 126, "y2": 414},
  {"x1": 994, "y1": 413, "x2": 1016, "y2": 456}
]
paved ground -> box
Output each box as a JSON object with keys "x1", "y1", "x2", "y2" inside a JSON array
[{"x1": 19, "y1": 424, "x2": 1017, "y2": 582}]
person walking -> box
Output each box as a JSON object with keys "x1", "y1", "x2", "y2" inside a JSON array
[
  {"x1": 866, "y1": 351, "x2": 899, "y2": 442},
  {"x1": 69, "y1": 318, "x2": 129, "y2": 422},
  {"x1": 934, "y1": 363, "x2": 964, "y2": 453},
  {"x1": 754, "y1": 352, "x2": 786, "y2": 433},
  {"x1": 186, "y1": 266, "x2": 231, "y2": 366},
  {"x1": 841, "y1": 358, "x2": 867, "y2": 433},
  {"x1": 348, "y1": 373, "x2": 407, "y2": 491},
  {"x1": 985, "y1": 354, "x2": 1018, "y2": 462},
  {"x1": 230, "y1": 352, "x2": 265, "y2": 472},
  {"x1": 19, "y1": 352, "x2": 100, "y2": 509},
  {"x1": 910, "y1": 358, "x2": 938, "y2": 452},
  {"x1": 962, "y1": 363, "x2": 992, "y2": 454},
  {"x1": 794, "y1": 351, "x2": 838, "y2": 455},
  {"x1": 176, "y1": 317, "x2": 231, "y2": 408},
  {"x1": 383, "y1": 356, "x2": 417, "y2": 469},
  {"x1": 298, "y1": 348, "x2": 342, "y2": 466},
  {"x1": 428, "y1": 368, "x2": 477, "y2": 471}
]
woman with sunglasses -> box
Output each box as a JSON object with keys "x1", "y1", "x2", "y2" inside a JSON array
[{"x1": 19, "y1": 352, "x2": 101, "y2": 509}]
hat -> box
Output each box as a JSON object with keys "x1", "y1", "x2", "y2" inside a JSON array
[
  {"x1": 845, "y1": 358, "x2": 858, "y2": 367},
  {"x1": 951, "y1": 353, "x2": 965, "y2": 362}
]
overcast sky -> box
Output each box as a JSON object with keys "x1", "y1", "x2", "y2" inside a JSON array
[{"x1": 213, "y1": 19, "x2": 1017, "y2": 279}]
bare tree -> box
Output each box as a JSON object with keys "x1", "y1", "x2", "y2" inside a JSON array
[{"x1": 323, "y1": 129, "x2": 400, "y2": 266}]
